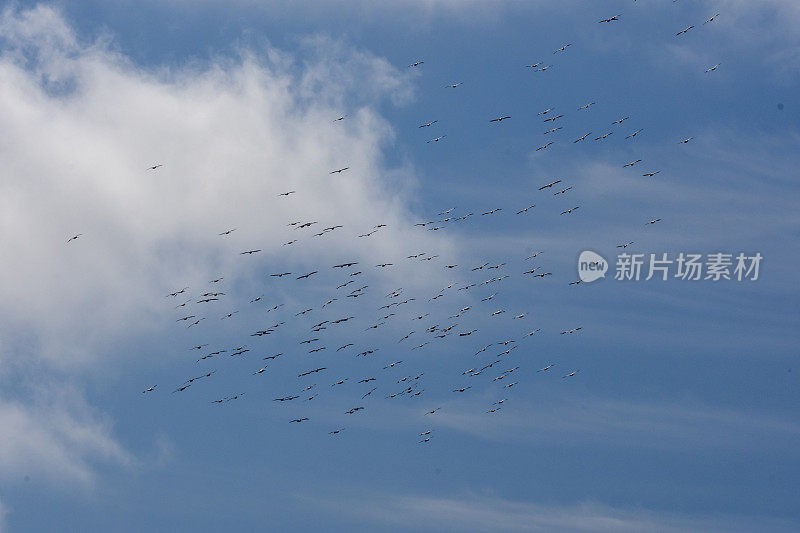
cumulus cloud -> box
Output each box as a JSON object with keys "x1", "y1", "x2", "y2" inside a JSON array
[{"x1": 0, "y1": 5, "x2": 453, "y2": 373}]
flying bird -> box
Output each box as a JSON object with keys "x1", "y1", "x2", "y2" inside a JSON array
[{"x1": 540, "y1": 179, "x2": 561, "y2": 190}]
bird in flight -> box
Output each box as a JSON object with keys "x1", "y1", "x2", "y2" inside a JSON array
[
  {"x1": 219, "y1": 228, "x2": 236, "y2": 235},
  {"x1": 278, "y1": 191, "x2": 295, "y2": 197},
  {"x1": 553, "y1": 43, "x2": 572, "y2": 53},
  {"x1": 578, "y1": 102, "x2": 596, "y2": 110},
  {"x1": 490, "y1": 116, "x2": 511, "y2": 123},
  {"x1": 419, "y1": 120, "x2": 438, "y2": 128},
  {"x1": 444, "y1": 82, "x2": 462, "y2": 88},
  {"x1": 167, "y1": 287, "x2": 188, "y2": 297},
  {"x1": 574, "y1": 132, "x2": 592, "y2": 143},
  {"x1": 646, "y1": 218, "x2": 662, "y2": 225},
  {"x1": 642, "y1": 171, "x2": 661, "y2": 177},
  {"x1": 240, "y1": 249, "x2": 261, "y2": 255},
  {"x1": 599, "y1": 14, "x2": 620, "y2": 23},
  {"x1": 536, "y1": 142, "x2": 553, "y2": 151},
  {"x1": 705, "y1": 64, "x2": 720, "y2": 72},
  {"x1": 703, "y1": 13, "x2": 720, "y2": 24},
  {"x1": 296, "y1": 271, "x2": 318, "y2": 280},
  {"x1": 623, "y1": 159, "x2": 642, "y2": 167},
  {"x1": 147, "y1": 164, "x2": 163, "y2": 170},
  {"x1": 67, "y1": 234, "x2": 82, "y2": 243},
  {"x1": 330, "y1": 167, "x2": 349, "y2": 174},
  {"x1": 539, "y1": 179, "x2": 561, "y2": 190},
  {"x1": 676, "y1": 25, "x2": 694, "y2": 36},
  {"x1": 617, "y1": 241, "x2": 634, "y2": 248},
  {"x1": 560, "y1": 206, "x2": 580, "y2": 215},
  {"x1": 408, "y1": 61, "x2": 424, "y2": 67},
  {"x1": 626, "y1": 129, "x2": 643, "y2": 139},
  {"x1": 427, "y1": 135, "x2": 447, "y2": 143}
]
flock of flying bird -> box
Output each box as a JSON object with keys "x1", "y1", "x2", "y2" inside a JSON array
[{"x1": 67, "y1": 7, "x2": 722, "y2": 444}]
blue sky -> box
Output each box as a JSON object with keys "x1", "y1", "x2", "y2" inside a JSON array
[{"x1": 0, "y1": 1, "x2": 798, "y2": 531}]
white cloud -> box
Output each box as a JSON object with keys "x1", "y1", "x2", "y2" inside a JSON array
[
  {"x1": 0, "y1": 5, "x2": 452, "y2": 373},
  {"x1": 411, "y1": 395, "x2": 800, "y2": 451},
  {"x1": 307, "y1": 490, "x2": 798, "y2": 532},
  {"x1": 0, "y1": 386, "x2": 132, "y2": 486}
]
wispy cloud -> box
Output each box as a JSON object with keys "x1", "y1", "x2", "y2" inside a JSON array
[
  {"x1": 398, "y1": 395, "x2": 800, "y2": 452},
  {"x1": 306, "y1": 490, "x2": 799, "y2": 532},
  {"x1": 0, "y1": 385, "x2": 132, "y2": 487}
]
